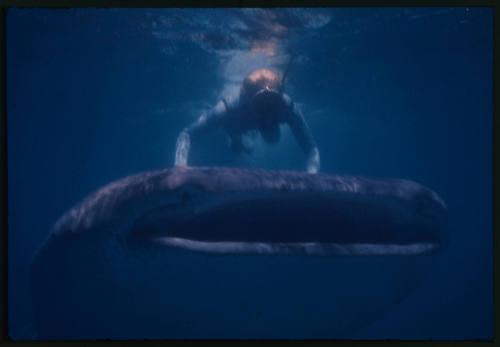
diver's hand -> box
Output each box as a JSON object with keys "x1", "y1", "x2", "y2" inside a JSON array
[{"x1": 306, "y1": 147, "x2": 320, "y2": 174}]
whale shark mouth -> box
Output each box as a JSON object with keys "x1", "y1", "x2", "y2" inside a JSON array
[
  {"x1": 45, "y1": 167, "x2": 447, "y2": 257},
  {"x1": 128, "y1": 187, "x2": 446, "y2": 256}
]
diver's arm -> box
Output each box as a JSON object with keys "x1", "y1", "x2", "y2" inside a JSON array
[
  {"x1": 286, "y1": 99, "x2": 320, "y2": 174},
  {"x1": 174, "y1": 131, "x2": 191, "y2": 166},
  {"x1": 174, "y1": 101, "x2": 226, "y2": 167}
]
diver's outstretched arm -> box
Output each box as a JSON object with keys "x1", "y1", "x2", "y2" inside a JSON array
[
  {"x1": 306, "y1": 147, "x2": 320, "y2": 174},
  {"x1": 174, "y1": 130, "x2": 191, "y2": 166},
  {"x1": 286, "y1": 98, "x2": 320, "y2": 174},
  {"x1": 174, "y1": 101, "x2": 226, "y2": 167}
]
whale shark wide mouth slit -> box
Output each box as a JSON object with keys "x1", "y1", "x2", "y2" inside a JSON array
[{"x1": 127, "y1": 192, "x2": 443, "y2": 256}]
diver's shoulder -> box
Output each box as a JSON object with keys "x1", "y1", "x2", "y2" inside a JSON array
[
  {"x1": 217, "y1": 94, "x2": 240, "y2": 113},
  {"x1": 225, "y1": 94, "x2": 240, "y2": 110},
  {"x1": 212, "y1": 100, "x2": 227, "y2": 116},
  {"x1": 282, "y1": 93, "x2": 294, "y2": 108}
]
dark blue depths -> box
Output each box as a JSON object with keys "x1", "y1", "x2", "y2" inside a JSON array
[{"x1": 6, "y1": 7, "x2": 492, "y2": 339}]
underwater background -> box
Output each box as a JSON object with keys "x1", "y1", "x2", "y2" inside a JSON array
[{"x1": 6, "y1": 7, "x2": 492, "y2": 340}]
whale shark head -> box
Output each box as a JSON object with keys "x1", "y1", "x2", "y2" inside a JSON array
[
  {"x1": 50, "y1": 166, "x2": 447, "y2": 256},
  {"x1": 31, "y1": 167, "x2": 447, "y2": 339}
]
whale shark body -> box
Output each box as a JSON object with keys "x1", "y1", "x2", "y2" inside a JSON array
[{"x1": 30, "y1": 167, "x2": 447, "y2": 339}]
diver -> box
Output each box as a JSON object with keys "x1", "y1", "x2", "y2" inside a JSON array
[{"x1": 174, "y1": 61, "x2": 320, "y2": 174}]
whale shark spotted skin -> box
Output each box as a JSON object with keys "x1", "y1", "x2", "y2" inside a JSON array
[{"x1": 31, "y1": 167, "x2": 447, "y2": 339}]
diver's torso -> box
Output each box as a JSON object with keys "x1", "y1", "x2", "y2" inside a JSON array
[{"x1": 221, "y1": 93, "x2": 293, "y2": 137}]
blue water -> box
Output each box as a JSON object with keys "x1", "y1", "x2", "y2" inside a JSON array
[{"x1": 7, "y1": 7, "x2": 492, "y2": 340}]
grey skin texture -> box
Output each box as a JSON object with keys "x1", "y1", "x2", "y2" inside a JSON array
[{"x1": 31, "y1": 166, "x2": 447, "y2": 339}]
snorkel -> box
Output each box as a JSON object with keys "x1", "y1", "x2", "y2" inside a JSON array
[{"x1": 279, "y1": 51, "x2": 295, "y2": 94}]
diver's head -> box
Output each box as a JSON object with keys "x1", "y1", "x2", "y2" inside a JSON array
[
  {"x1": 240, "y1": 69, "x2": 283, "y2": 101},
  {"x1": 241, "y1": 69, "x2": 283, "y2": 144}
]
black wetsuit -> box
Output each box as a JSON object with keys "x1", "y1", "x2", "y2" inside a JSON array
[{"x1": 183, "y1": 93, "x2": 317, "y2": 157}]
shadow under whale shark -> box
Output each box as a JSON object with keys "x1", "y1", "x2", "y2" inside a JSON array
[{"x1": 30, "y1": 166, "x2": 448, "y2": 339}]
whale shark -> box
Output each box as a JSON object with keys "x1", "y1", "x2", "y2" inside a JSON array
[{"x1": 30, "y1": 166, "x2": 448, "y2": 339}]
